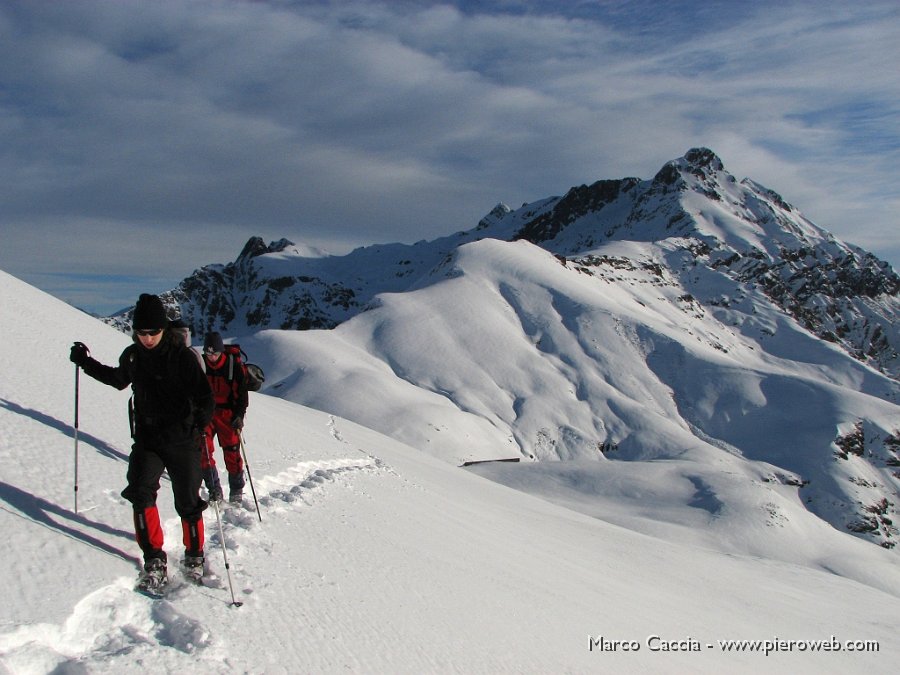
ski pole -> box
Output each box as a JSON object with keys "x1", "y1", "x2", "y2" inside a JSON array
[
  {"x1": 211, "y1": 494, "x2": 242, "y2": 608},
  {"x1": 72, "y1": 342, "x2": 89, "y2": 513},
  {"x1": 238, "y1": 431, "x2": 262, "y2": 522},
  {"x1": 203, "y1": 436, "x2": 243, "y2": 607},
  {"x1": 74, "y1": 360, "x2": 80, "y2": 513}
]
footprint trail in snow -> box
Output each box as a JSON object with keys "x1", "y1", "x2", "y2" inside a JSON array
[{"x1": 0, "y1": 429, "x2": 390, "y2": 674}]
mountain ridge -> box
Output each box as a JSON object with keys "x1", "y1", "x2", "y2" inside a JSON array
[{"x1": 107, "y1": 147, "x2": 899, "y2": 380}]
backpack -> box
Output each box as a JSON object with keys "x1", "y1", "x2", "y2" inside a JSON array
[{"x1": 223, "y1": 344, "x2": 266, "y2": 392}]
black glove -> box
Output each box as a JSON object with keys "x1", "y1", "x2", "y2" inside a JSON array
[
  {"x1": 70, "y1": 342, "x2": 90, "y2": 367},
  {"x1": 231, "y1": 415, "x2": 244, "y2": 430}
]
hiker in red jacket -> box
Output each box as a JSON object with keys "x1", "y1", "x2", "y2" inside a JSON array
[{"x1": 201, "y1": 332, "x2": 248, "y2": 504}]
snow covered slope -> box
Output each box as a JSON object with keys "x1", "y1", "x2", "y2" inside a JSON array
[
  {"x1": 242, "y1": 233, "x2": 900, "y2": 555},
  {"x1": 3, "y1": 271, "x2": 900, "y2": 673},
  {"x1": 99, "y1": 148, "x2": 900, "y2": 552}
]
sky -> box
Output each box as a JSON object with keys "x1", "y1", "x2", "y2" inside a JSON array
[{"x1": 1, "y1": 0, "x2": 899, "y2": 315}]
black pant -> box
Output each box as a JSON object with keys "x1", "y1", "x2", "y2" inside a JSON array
[{"x1": 121, "y1": 428, "x2": 206, "y2": 521}]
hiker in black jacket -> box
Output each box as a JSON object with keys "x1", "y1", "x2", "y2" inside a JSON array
[{"x1": 70, "y1": 294, "x2": 214, "y2": 592}]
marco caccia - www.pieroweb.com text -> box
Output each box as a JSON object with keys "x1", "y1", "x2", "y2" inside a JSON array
[{"x1": 589, "y1": 635, "x2": 880, "y2": 654}]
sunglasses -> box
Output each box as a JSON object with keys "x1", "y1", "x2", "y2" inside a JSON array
[{"x1": 136, "y1": 328, "x2": 163, "y2": 337}]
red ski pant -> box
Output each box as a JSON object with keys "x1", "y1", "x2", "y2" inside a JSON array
[
  {"x1": 201, "y1": 408, "x2": 244, "y2": 475},
  {"x1": 134, "y1": 507, "x2": 205, "y2": 562}
]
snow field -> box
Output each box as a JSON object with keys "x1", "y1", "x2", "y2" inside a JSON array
[{"x1": 3, "y1": 270, "x2": 900, "y2": 673}]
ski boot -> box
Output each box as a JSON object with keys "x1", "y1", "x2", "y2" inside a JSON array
[
  {"x1": 228, "y1": 469, "x2": 245, "y2": 506},
  {"x1": 137, "y1": 558, "x2": 167, "y2": 596},
  {"x1": 203, "y1": 467, "x2": 224, "y2": 504},
  {"x1": 182, "y1": 554, "x2": 205, "y2": 584}
]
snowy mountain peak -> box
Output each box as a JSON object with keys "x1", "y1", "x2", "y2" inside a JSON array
[
  {"x1": 237, "y1": 236, "x2": 296, "y2": 262},
  {"x1": 476, "y1": 202, "x2": 514, "y2": 231},
  {"x1": 653, "y1": 146, "x2": 727, "y2": 189}
]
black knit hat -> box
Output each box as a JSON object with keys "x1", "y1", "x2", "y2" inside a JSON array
[
  {"x1": 132, "y1": 294, "x2": 168, "y2": 330},
  {"x1": 204, "y1": 331, "x2": 225, "y2": 353}
]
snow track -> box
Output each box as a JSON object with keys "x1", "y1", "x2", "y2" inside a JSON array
[
  {"x1": 255, "y1": 456, "x2": 386, "y2": 512},
  {"x1": 0, "y1": 452, "x2": 389, "y2": 674},
  {"x1": 0, "y1": 580, "x2": 214, "y2": 674}
]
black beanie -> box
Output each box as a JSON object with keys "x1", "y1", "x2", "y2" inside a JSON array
[
  {"x1": 204, "y1": 331, "x2": 225, "y2": 353},
  {"x1": 133, "y1": 294, "x2": 168, "y2": 330}
]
